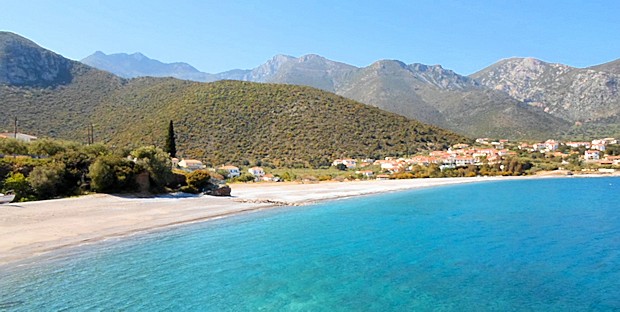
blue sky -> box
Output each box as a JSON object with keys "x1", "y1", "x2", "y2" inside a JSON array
[{"x1": 1, "y1": 0, "x2": 618, "y2": 74}]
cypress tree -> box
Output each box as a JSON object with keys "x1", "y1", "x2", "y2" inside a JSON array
[{"x1": 165, "y1": 120, "x2": 177, "y2": 157}]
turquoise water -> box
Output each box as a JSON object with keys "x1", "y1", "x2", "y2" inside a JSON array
[{"x1": 1, "y1": 178, "x2": 620, "y2": 311}]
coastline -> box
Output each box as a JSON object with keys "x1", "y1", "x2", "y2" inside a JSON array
[{"x1": 0, "y1": 174, "x2": 607, "y2": 267}]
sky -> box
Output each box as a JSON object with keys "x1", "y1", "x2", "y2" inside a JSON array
[{"x1": 1, "y1": 0, "x2": 619, "y2": 75}]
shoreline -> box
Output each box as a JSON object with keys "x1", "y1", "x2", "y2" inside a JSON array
[{"x1": 0, "y1": 174, "x2": 612, "y2": 268}]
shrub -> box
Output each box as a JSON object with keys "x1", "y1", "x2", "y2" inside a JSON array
[
  {"x1": 235, "y1": 173, "x2": 256, "y2": 183},
  {"x1": 392, "y1": 172, "x2": 415, "y2": 179},
  {"x1": 0, "y1": 139, "x2": 28, "y2": 156},
  {"x1": 130, "y1": 146, "x2": 173, "y2": 192},
  {"x1": 89, "y1": 155, "x2": 135, "y2": 193},
  {"x1": 28, "y1": 163, "x2": 65, "y2": 199},
  {"x1": 2, "y1": 172, "x2": 32, "y2": 201},
  {"x1": 318, "y1": 175, "x2": 332, "y2": 181},
  {"x1": 28, "y1": 139, "x2": 67, "y2": 157},
  {"x1": 186, "y1": 169, "x2": 213, "y2": 191}
]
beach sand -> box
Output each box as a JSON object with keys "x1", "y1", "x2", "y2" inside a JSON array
[{"x1": 0, "y1": 176, "x2": 517, "y2": 266}]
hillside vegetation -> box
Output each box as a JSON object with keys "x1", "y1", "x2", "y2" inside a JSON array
[
  {"x1": 91, "y1": 80, "x2": 467, "y2": 167},
  {"x1": 1, "y1": 71, "x2": 467, "y2": 167}
]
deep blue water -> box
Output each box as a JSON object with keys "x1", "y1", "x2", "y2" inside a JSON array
[{"x1": 1, "y1": 177, "x2": 620, "y2": 311}]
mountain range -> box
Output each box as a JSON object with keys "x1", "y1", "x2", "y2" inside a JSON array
[
  {"x1": 0, "y1": 31, "x2": 466, "y2": 166},
  {"x1": 83, "y1": 51, "x2": 620, "y2": 139}
]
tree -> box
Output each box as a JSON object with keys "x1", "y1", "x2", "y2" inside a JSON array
[
  {"x1": 89, "y1": 155, "x2": 135, "y2": 193},
  {"x1": 130, "y1": 146, "x2": 173, "y2": 191},
  {"x1": 185, "y1": 169, "x2": 213, "y2": 192},
  {"x1": 28, "y1": 163, "x2": 65, "y2": 199},
  {"x1": 28, "y1": 139, "x2": 67, "y2": 157},
  {"x1": 335, "y1": 163, "x2": 347, "y2": 171},
  {"x1": 2, "y1": 172, "x2": 32, "y2": 201},
  {"x1": 0, "y1": 139, "x2": 28, "y2": 156},
  {"x1": 165, "y1": 120, "x2": 177, "y2": 158}
]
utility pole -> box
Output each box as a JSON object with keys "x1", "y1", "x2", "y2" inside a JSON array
[
  {"x1": 87, "y1": 124, "x2": 95, "y2": 145},
  {"x1": 13, "y1": 117, "x2": 18, "y2": 138}
]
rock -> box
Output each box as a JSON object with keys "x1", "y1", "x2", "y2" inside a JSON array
[
  {"x1": 0, "y1": 32, "x2": 75, "y2": 87},
  {"x1": 207, "y1": 185, "x2": 231, "y2": 197}
]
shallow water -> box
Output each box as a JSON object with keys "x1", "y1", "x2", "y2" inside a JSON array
[{"x1": 1, "y1": 177, "x2": 619, "y2": 311}]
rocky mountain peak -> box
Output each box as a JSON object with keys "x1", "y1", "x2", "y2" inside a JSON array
[
  {"x1": 406, "y1": 63, "x2": 478, "y2": 91},
  {"x1": 299, "y1": 54, "x2": 325, "y2": 62},
  {"x1": 0, "y1": 31, "x2": 76, "y2": 87},
  {"x1": 471, "y1": 57, "x2": 620, "y2": 122},
  {"x1": 130, "y1": 52, "x2": 147, "y2": 61}
]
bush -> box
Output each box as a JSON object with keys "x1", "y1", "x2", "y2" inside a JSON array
[
  {"x1": 2, "y1": 172, "x2": 32, "y2": 201},
  {"x1": 234, "y1": 173, "x2": 256, "y2": 183},
  {"x1": 89, "y1": 155, "x2": 135, "y2": 193},
  {"x1": 28, "y1": 139, "x2": 67, "y2": 157},
  {"x1": 335, "y1": 163, "x2": 347, "y2": 171},
  {"x1": 392, "y1": 172, "x2": 415, "y2": 179},
  {"x1": 130, "y1": 146, "x2": 173, "y2": 192},
  {"x1": 186, "y1": 170, "x2": 213, "y2": 191},
  {"x1": 318, "y1": 175, "x2": 333, "y2": 181},
  {"x1": 28, "y1": 163, "x2": 65, "y2": 199},
  {"x1": 0, "y1": 139, "x2": 28, "y2": 156}
]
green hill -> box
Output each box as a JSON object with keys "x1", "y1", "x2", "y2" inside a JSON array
[{"x1": 96, "y1": 80, "x2": 468, "y2": 167}]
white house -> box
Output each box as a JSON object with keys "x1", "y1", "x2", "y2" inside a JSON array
[
  {"x1": 248, "y1": 166, "x2": 265, "y2": 177},
  {"x1": 584, "y1": 150, "x2": 600, "y2": 161},
  {"x1": 591, "y1": 143, "x2": 606, "y2": 151},
  {"x1": 455, "y1": 156, "x2": 475, "y2": 167},
  {"x1": 218, "y1": 165, "x2": 240, "y2": 178},
  {"x1": 566, "y1": 142, "x2": 591, "y2": 149},
  {"x1": 333, "y1": 158, "x2": 357, "y2": 169},
  {"x1": 0, "y1": 132, "x2": 38, "y2": 143},
  {"x1": 262, "y1": 174, "x2": 280, "y2": 182},
  {"x1": 545, "y1": 140, "x2": 559, "y2": 151},
  {"x1": 178, "y1": 159, "x2": 205, "y2": 171}
]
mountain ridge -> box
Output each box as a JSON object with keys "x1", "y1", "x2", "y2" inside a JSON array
[
  {"x1": 81, "y1": 50, "x2": 581, "y2": 138},
  {"x1": 1, "y1": 31, "x2": 467, "y2": 167},
  {"x1": 471, "y1": 57, "x2": 620, "y2": 124}
]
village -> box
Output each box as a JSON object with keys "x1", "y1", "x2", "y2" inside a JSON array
[
  {"x1": 2, "y1": 130, "x2": 620, "y2": 182},
  {"x1": 169, "y1": 137, "x2": 620, "y2": 181}
]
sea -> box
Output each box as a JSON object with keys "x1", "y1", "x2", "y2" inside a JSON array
[{"x1": 1, "y1": 177, "x2": 619, "y2": 311}]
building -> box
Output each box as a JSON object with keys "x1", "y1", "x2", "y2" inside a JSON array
[
  {"x1": 544, "y1": 140, "x2": 559, "y2": 151},
  {"x1": 178, "y1": 159, "x2": 205, "y2": 171},
  {"x1": 584, "y1": 150, "x2": 600, "y2": 161},
  {"x1": 0, "y1": 132, "x2": 38, "y2": 143},
  {"x1": 262, "y1": 174, "x2": 280, "y2": 182},
  {"x1": 248, "y1": 166, "x2": 265, "y2": 177},
  {"x1": 566, "y1": 142, "x2": 591, "y2": 149},
  {"x1": 218, "y1": 165, "x2": 240, "y2": 178},
  {"x1": 591, "y1": 143, "x2": 606, "y2": 152},
  {"x1": 333, "y1": 158, "x2": 357, "y2": 169},
  {"x1": 455, "y1": 156, "x2": 475, "y2": 167}
]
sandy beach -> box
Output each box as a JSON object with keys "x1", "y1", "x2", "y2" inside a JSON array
[{"x1": 0, "y1": 176, "x2": 531, "y2": 266}]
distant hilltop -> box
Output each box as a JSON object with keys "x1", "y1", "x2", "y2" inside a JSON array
[{"x1": 82, "y1": 50, "x2": 620, "y2": 139}]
